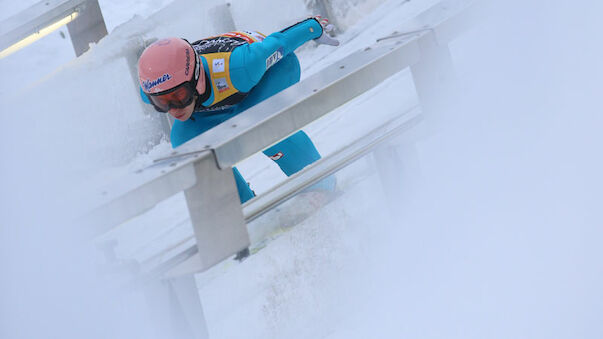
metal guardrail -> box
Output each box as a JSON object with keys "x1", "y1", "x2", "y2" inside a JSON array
[
  {"x1": 142, "y1": 105, "x2": 423, "y2": 280},
  {"x1": 0, "y1": 0, "x2": 107, "y2": 57},
  {"x1": 242, "y1": 106, "x2": 422, "y2": 222},
  {"x1": 84, "y1": 33, "x2": 421, "y2": 235},
  {"x1": 1, "y1": 0, "x2": 87, "y2": 49}
]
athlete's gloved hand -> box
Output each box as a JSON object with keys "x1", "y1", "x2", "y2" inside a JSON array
[{"x1": 313, "y1": 16, "x2": 340, "y2": 46}]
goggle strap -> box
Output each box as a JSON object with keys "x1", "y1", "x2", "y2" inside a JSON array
[{"x1": 182, "y1": 37, "x2": 201, "y2": 88}]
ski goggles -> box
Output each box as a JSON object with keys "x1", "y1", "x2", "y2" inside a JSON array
[{"x1": 146, "y1": 80, "x2": 196, "y2": 113}]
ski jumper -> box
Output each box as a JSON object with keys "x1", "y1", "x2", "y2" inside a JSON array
[{"x1": 167, "y1": 19, "x2": 334, "y2": 203}]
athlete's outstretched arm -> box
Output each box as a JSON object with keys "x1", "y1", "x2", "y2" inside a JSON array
[{"x1": 230, "y1": 18, "x2": 328, "y2": 92}]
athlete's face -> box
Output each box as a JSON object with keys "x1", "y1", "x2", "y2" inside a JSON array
[
  {"x1": 168, "y1": 97, "x2": 196, "y2": 121},
  {"x1": 168, "y1": 65, "x2": 205, "y2": 121}
]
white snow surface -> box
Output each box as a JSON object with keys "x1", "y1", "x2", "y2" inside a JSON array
[{"x1": 2, "y1": 0, "x2": 603, "y2": 338}]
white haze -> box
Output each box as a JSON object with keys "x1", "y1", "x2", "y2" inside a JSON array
[
  {"x1": 325, "y1": 1, "x2": 603, "y2": 337},
  {"x1": 2, "y1": 0, "x2": 603, "y2": 338}
]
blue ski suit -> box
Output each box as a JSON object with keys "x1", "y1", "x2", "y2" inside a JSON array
[{"x1": 143, "y1": 19, "x2": 334, "y2": 203}]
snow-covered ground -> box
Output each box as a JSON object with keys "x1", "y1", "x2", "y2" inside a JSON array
[{"x1": 2, "y1": 0, "x2": 603, "y2": 338}]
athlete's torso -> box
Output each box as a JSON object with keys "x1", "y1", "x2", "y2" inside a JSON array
[{"x1": 191, "y1": 31, "x2": 266, "y2": 114}]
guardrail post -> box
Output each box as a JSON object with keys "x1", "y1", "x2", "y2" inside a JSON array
[
  {"x1": 168, "y1": 275, "x2": 209, "y2": 339},
  {"x1": 184, "y1": 153, "x2": 250, "y2": 271},
  {"x1": 410, "y1": 31, "x2": 458, "y2": 123},
  {"x1": 373, "y1": 144, "x2": 404, "y2": 202},
  {"x1": 144, "y1": 276, "x2": 209, "y2": 339},
  {"x1": 208, "y1": 3, "x2": 236, "y2": 33},
  {"x1": 372, "y1": 140, "x2": 421, "y2": 212},
  {"x1": 67, "y1": 0, "x2": 108, "y2": 56}
]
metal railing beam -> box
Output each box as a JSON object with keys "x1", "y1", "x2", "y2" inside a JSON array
[
  {"x1": 0, "y1": 0, "x2": 107, "y2": 57},
  {"x1": 159, "y1": 106, "x2": 423, "y2": 278},
  {"x1": 181, "y1": 36, "x2": 422, "y2": 169}
]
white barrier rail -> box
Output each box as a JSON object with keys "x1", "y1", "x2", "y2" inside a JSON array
[
  {"x1": 136, "y1": 105, "x2": 423, "y2": 281},
  {"x1": 0, "y1": 0, "x2": 107, "y2": 57}
]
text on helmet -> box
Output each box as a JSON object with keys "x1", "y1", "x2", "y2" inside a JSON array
[{"x1": 143, "y1": 74, "x2": 172, "y2": 92}]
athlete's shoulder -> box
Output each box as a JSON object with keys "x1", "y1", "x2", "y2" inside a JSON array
[{"x1": 191, "y1": 30, "x2": 266, "y2": 54}]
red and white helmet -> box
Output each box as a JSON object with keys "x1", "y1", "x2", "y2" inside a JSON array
[
  {"x1": 138, "y1": 38, "x2": 206, "y2": 112},
  {"x1": 138, "y1": 37, "x2": 205, "y2": 94}
]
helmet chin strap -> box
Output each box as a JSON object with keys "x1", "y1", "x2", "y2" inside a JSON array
[
  {"x1": 193, "y1": 50, "x2": 211, "y2": 103},
  {"x1": 194, "y1": 50, "x2": 200, "y2": 83},
  {"x1": 182, "y1": 39, "x2": 209, "y2": 111}
]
